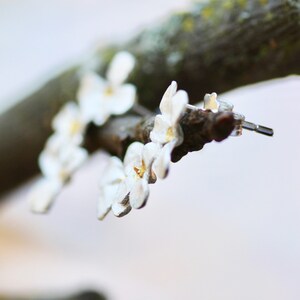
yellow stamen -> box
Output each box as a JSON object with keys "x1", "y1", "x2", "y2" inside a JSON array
[
  {"x1": 166, "y1": 127, "x2": 174, "y2": 142},
  {"x1": 69, "y1": 120, "x2": 81, "y2": 135},
  {"x1": 134, "y1": 160, "x2": 146, "y2": 178},
  {"x1": 104, "y1": 85, "x2": 114, "y2": 96},
  {"x1": 59, "y1": 169, "x2": 69, "y2": 182}
]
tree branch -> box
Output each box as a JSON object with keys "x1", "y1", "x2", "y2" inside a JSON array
[
  {"x1": 84, "y1": 109, "x2": 235, "y2": 162},
  {"x1": 0, "y1": 0, "x2": 299, "y2": 196}
]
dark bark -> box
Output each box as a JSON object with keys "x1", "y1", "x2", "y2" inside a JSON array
[{"x1": 84, "y1": 109, "x2": 235, "y2": 162}]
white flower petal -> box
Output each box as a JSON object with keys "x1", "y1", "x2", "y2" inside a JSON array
[
  {"x1": 39, "y1": 151, "x2": 62, "y2": 179},
  {"x1": 152, "y1": 140, "x2": 176, "y2": 179},
  {"x1": 107, "y1": 51, "x2": 135, "y2": 86},
  {"x1": 99, "y1": 156, "x2": 125, "y2": 186},
  {"x1": 28, "y1": 178, "x2": 62, "y2": 214},
  {"x1": 93, "y1": 109, "x2": 111, "y2": 126},
  {"x1": 77, "y1": 72, "x2": 106, "y2": 103},
  {"x1": 98, "y1": 180, "x2": 126, "y2": 220},
  {"x1": 204, "y1": 92, "x2": 218, "y2": 111},
  {"x1": 150, "y1": 114, "x2": 171, "y2": 144},
  {"x1": 129, "y1": 178, "x2": 149, "y2": 209},
  {"x1": 107, "y1": 84, "x2": 136, "y2": 115},
  {"x1": 59, "y1": 145, "x2": 88, "y2": 177},
  {"x1": 159, "y1": 81, "x2": 177, "y2": 119},
  {"x1": 39, "y1": 135, "x2": 88, "y2": 182},
  {"x1": 98, "y1": 181, "x2": 129, "y2": 220},
  {"x1": 44, "y1": 134, "x2": 66, "y2": 153},
  {"x1": 77, "y1": 72, "x2": 109, "y2": 124},
  {"x1": 112, "y1": 202, "x2": 131, "y2": 217},
  {"x1": 123, "y1": 142, "x2": 144, "y2": 168},
  {"x1": 142, "y1": 142, "x2": 161, "y2": 167},
  {"x1": 114, "y1": 181, "x2": 130, "y2": 205},
  {"x1": 170, "y1": 90, "x2": 188, "y2": 125},
  {"x1": 52, "y1": 102, "x2": 86, "y2": 145},
  {"x1": 97, "y1": 188, "x2": 112, "y2": 221}
]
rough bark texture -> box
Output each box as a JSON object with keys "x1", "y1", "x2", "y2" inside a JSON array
[
  {"x1": 0, "y1": 0, "x2": 299, "y2": 196},
  {"x1": 84, "y1": 109, "x2": 235, "y2": 162}
]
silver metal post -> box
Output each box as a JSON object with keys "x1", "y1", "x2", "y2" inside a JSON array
[{"x1": 242, "y1": 121, "x2": 274, "y2": 136}]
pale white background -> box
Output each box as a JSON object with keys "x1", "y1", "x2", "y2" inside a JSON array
[{"x1": 0, "y1": 1, "x2": 300, "y2": 300}]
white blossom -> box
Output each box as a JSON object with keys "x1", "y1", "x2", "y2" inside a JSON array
[
  {"x1": 98, "y1": 142, "x2": 160, "y2": 219},
  {"x1": 204, "y1": 92, "x2": 234, "y2": 112},
  {"x1": 97, "y1": 157, "x2": 131, "y2": 220},
  {"x1": 52, "y1": 102, "x2": 87, "y2": 145},
  {"x1": 152, "y1": 140, "x2": 177, "y2": 179},
  {"x1": 28, "y1": 178, "x2": 62, "y2": 214},
  {"x1": 77, "y1": 51, "x2": 136, "y2": 125},
  {"x1": 39, "y1": 134, "x2": 88, "y2": 183},
  {"x1": 203, "y1": 92, "x2": 219, "y2": 111},
  {"x1": 123, "y1": 142, "x2": 159, "y2": 209},
  {"x1": 150, "y1": 81, "x2": 188, "y2": 146}
]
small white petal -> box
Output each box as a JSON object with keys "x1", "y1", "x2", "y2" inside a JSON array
[
  {"x1": 52, "y1": 102, "x2": 86, "y2": 145},
  {"x1": 123, "y1": 142, "x2": 144, "y2": 168},
  {"x1": 129, "y1": 178, "x2": 149, "y2": 209},
  {"x1": 152, "y1": 140, "x2": 176, "y2": 179},
  {"x1": 99, "y1": 156, "x2": 125, "y2": 186},
  {"x1": 39, "y1": 135, "x2": 88, "y2": 182},
  {"x1": 150, "y1": 114, "x2": 183, "y2": 145},
  {"x1": 170, "y1": 90, "x2": 188, "y2": 125},
  {"x1": 142, "y1": 142, "x2": 161, "y2": 167},
  {"x1": 112, "y1": 202, "x2": 131, "y2": 217},
  {"x1": 39, "y1": 151, "x2": 61, "y2": 180},
  {"x1": 44, "y1": 134, "x2": 65, "y2": 152},
  {"x1": 28, "y1": 178, "x2": 62, "y2": 213},
  {"x1": 107, "y1": 51, "x2": 135, "y2": 86},
  {"x1": 159, "y1": 81, "x2": 177, "y2": 119},
  {"x1": 77, "y1": 72, "x2": 108, "y2": 124},
  {"x1": 114, "y1": 181, "x2": 130, "y2": 205},
  {"x1": 98, "y1": 181, "x2": 129, "y2": 220},
  {"x1": 98, "y1": 185, "x2": 128, "y2": 220},
  {"x1": 59, "y1": 145, "x2": 88, "y2": 177},
  {"x1": 97, "y1": 189, "x2": 112, "y2": 221},
  {"x1": 150, "y1": 114, "x2": 172, "y2": 144},
  {"x1": 204, "y1": 92, "x2": 218, "y2": 111},
  {"x1": 77, "y1": 72, "x2": 106, "y2": 102},
  {"x1": 107, "y1": 84, "x2": 136, "y2": 115}
]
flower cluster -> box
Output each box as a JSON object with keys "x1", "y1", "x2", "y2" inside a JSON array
[
  {"x1": 28, "y1": 51, "x2": 136, "y2": 213},
  {"x1": 97, "y1": 81, "x2": 189, "y2": 220},
  {"x1": 28, "y1": 50, "x2": 246, "y2": 219}
]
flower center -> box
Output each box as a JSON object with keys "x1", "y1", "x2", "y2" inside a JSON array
[
  {"x1": 133, "y1": 160, "x2": 146, "y2": 178},
  {"x1": 104, "y1": 85, "x2": 114, "y2": 97},
  {"x1": 69, "y1": 120, "x2": 81, "y2": 135},
  {"x1": 59, "y1": 169, "x2": 69, "y2": 182},
  {"x1": 166, "y1": 127, "x2": 175, "y2": 142}
]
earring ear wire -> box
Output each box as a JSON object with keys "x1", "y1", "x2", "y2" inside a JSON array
[
  {"x1": 241, "y1": 120, "x2": 274, "y2": 136},
  {"x1": 185, "y1": 99, "x2": 274, "y2": 137}
]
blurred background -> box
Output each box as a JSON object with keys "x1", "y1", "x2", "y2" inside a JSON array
[{"x1": 0, "y1": 1, "x2": 299, "y2": 299}]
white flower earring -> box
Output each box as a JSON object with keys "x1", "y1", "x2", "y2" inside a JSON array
[
  {"x1": 29, "y1": 134, "x2": 88, "y2": 213},
  {"x1": 98, "y1": 156, "x2": 131, "y2": 220},
  {"x1": 28, "y1": 51, "x2": 137, "y2": 214},
  {"x1": 148, "y1": 81, "x2": 189, "y2": 179},
  {"x1": 28, "y1": 50, "x2": 274, "y2": 219},
  {"x1": 150, "y1": 81, "x2": 188, "y2": 146},
  {"x1": 97, "y1": 142, "x2": 160, "y2": 219},
  {"x1": 77, "y1": 51, "x2": 136, "y2": 125},
  {"x1": 203, "y1": 92, "x2": 273, "y2": 136}
]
